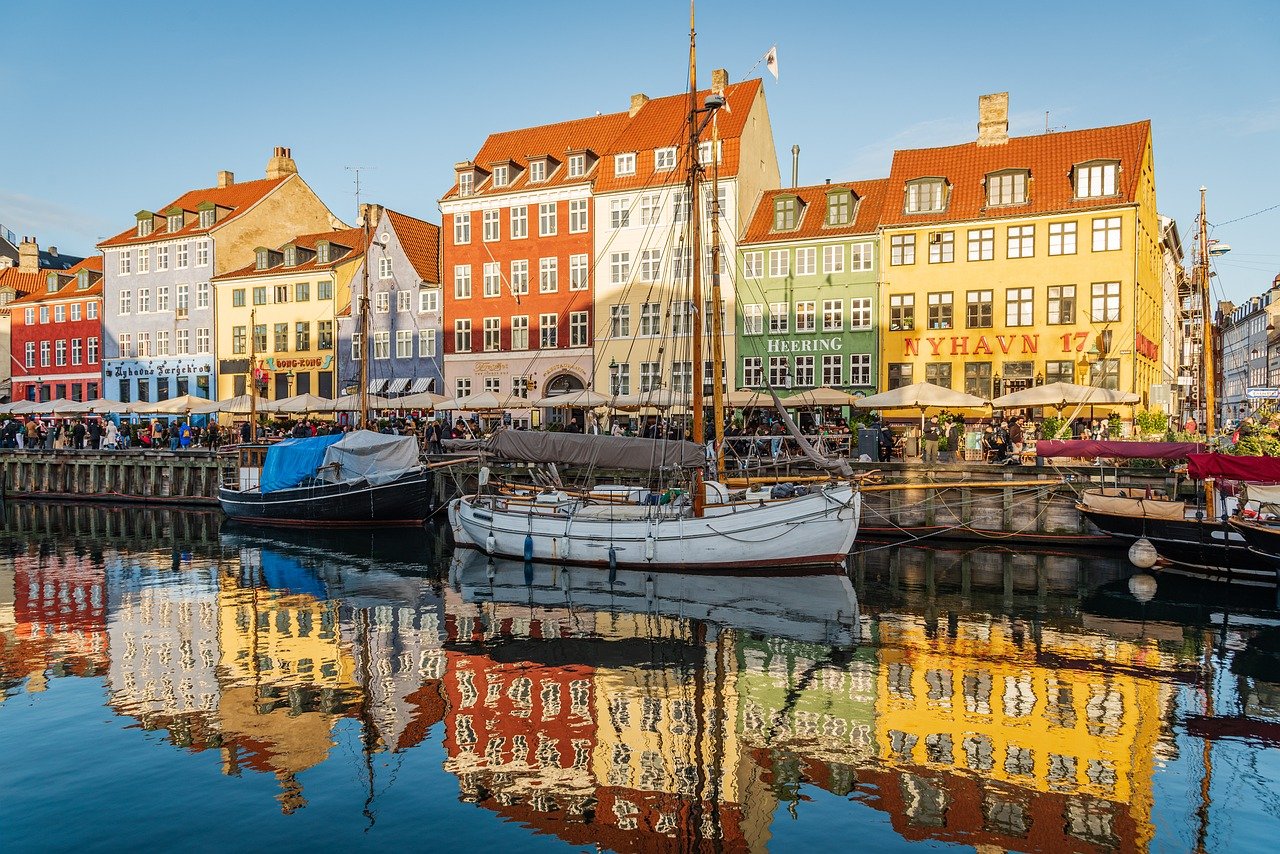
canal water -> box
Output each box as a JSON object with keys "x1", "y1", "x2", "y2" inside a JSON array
[{"x1": 2, "y1": 504, "x2": 1278, "y2": 853}]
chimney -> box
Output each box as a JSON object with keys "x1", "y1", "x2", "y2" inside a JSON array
[
  {"x1": 47, "y1": 246, "x2": 58, "y2": 257},
  {"x1": 358, "y1": 203, "x2": 384, "y2": 229},
  {"x1": 711, "y1": 68, "x2": 728, "y2": 93},
  {"x1": 977, "y1": 92, "x2": 1009, "y2": 146},
  {"x1": 217, "y1": 170, "x2": 235, "y2": 188},
  {"x1": 266, "y1": 146, "x2": 298, "y2": 179},
  {"x1": 791, "y1": 145, "x2": 799, "y2": 189},
  {"x1": 18, "y1": 236, "x2": 39, "y2": 273},
  {"x1": 629, "y1": 93, "x2": 649, "y2": 117}
]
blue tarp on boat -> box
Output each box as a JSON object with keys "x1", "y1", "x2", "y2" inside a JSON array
[{"x1": 260, "y1": 433, "x2": 346, "y2": 493}]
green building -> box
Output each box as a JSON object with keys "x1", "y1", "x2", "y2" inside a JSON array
[{"x1": 735, "y1": 179, "x2": 887, "y2": 399}]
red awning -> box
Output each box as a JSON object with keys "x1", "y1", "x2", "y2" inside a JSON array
[
  {"x1": 1188, "y1": 453, "x2": 1280, "y2": 482},
  {"x1": 1036, "y1": 440, "x2": 1205, "y2": 460}
]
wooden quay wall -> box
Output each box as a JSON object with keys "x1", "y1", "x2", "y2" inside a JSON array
[{"x1": 0, "y1": 450, "x2": 223, "y2": 506}]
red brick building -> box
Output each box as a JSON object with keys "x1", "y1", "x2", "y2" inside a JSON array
[{"x1": 10, "y1": 256, "x2": 104, "y2": 402}]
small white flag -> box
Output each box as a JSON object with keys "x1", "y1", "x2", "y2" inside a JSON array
[{"x1": 765, "y1": 45, "x2": 779, "y2": 81}]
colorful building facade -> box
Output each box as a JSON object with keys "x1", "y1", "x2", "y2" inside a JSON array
[
  {"x1": 9, "y1": 256, "x2": 103, "y2": 403},
  {"x1": 737, "y1": 180, "x2": 886, "y2": 397},
  {"x1": 878, "y1": 94, "x2": 1164, "y2": 404}
]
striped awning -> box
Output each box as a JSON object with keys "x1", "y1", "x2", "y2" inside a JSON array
[
  {"x1": 367, "y1": 379, "x2": 388, "y2": 394},
  {"x1": 386, "y1": 378, "x2": 411, "y2": 394},
  {"x1": 408, "y1": 377, "x2": 434, "y2": 394}
]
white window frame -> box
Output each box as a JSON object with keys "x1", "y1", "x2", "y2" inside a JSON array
[
  {"x1": 822, "y1": 244, "x2": 844, "y2": 274},
  {"x1": 768, "y1": 249, "x2": 789, "y2": 278},
  {"x1": 743, "y1": 303, "x2": 763, "y2": 335},
  {"x1": 569, "y1": 254, "x2": 589, "y2": 291},
  {"x1": 795, "y1": 247, "x2": 817, "y2": 276},
  {"x1": 510, "y1": 205, "x2": 528, "y2": 239},
  {"x1": 538, "y1": 202, "x2": 557, "y2": 236},
  {"x1": 568, "y1": 199, "x2": 589, "y2": 233},
  {"x1": 539, "y1": 257, "x2": 558, "y2": 293},
  {"x1": 1048, "y1": 221, "x2": 1077, "y2": 256},
  {"x1": 614, "y1": 152, "x2": 636, "y2": 176}
]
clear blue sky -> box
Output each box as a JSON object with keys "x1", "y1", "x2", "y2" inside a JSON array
[{"x1": 3, "y1": 0, "x2": 1276, "y2": 302}]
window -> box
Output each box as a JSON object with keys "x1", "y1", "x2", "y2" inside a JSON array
[
  {"x1": 635, "y1": 193, "x2": 661, "y2": 226},
  {"x1": 743, "y1": 251, "x2": 764, "y2": 278},
  {"x1": 610, "y1": 252, "x2": 630, "y2": 285},
  {"x1": 118, "y1": 334, "x2": 131, "y2": 358},
  {"x1": 773, "y1": 198, "x2": 797, "y2": 230},
  {"x1": 293, "y1": 322, "x2": 309, "y2": 352},
  {"x1": 39, "y1": 306, "x2": 49, "y2": 324},
  {"x1": 569, "y1": 254, "x2": 588, "y2": 291},
  {"x1": 1091, "y1": 282, "x2": 1121, "y2": 322},
  {"x1": 816, "y1": 354, "x2": 840, "y2": 386},
  {"x1": 395, "y1": 290, "x2": 411, "y2": 312},
  {"x1": 54, "y1": 305, "x2": 65, "y2": 323},
  {"x1": 987, "y1": 170, "x2": 1028, "y2": 206},
  {"x1": 510, "y1": 206, "x2": 528, "y2": 239},
  {"x1": 887, "y1": 362, "x2": 913, "y2": 389},
  {"x1": 156, "y1": 285, "x2": 170, "y2": 312},
  {"x1": 454, "y1": 377, "x2": 471, "y2": 398},
  {"x1": 821, "y1": 244, "x2": 845, "y2": 274},
  {"x1": 609, "y1": 305, "x2": 630, "y2": 337},
  {"x1": 510, "y1": 260, "x2": 529, "y2": 295},
  {"x1": 1046, "y1": 360, "x2": 1074, "y2": 384},
  {"x1": 176, "y1": 283, "x2": 190, "y2": 314},
  {"x1": 640, "y1": 361, "x2": 662, "y2": 392},
  {"x1": 846, "y1": 353, "x2": 870, "y2": 386},
  {"x1": 823, "y1": 299, "x2": 844, "y2": 332},
  {"x1": 318, "y1": 321, "x2": 333, "y2": 350},
  {"x1": 568, "y1": 154, "x2": 585, "y2": 177},
  {"x1": 156, "y1": 246, "x2": 169, "y2": 271},
  {"x1": 768, "y1": 249, "x2": 790, "y2": 278},
  {"x1": 637, "y1": 249, "x2": 661, "y2": 283},
  {"x1": 529, "y1": 160, "x2": 546, "y2": 183},
  {"x1": 539, "y1": 313, "x2": 558, "y2": 348},
  {"x1": 795, "y1": 247, "x2": 816, "y2": 276},
  {"x1": 454, "y1": 265, "x2": 472, "y2": 299},
  {"x1": 569, "y1": 311, "x2": 589, "y2": 347},
  {"x1": 197, "y1": 281, "x2": 209, "y2": 309},
  {"x1": 890, "y1": 234, "x2": 915, "y2": 265},
  {"x1": 640, "y1": 302, "x2": 663, "y2": 337},
  {"x1": 610, "y1": 198, "x2": 630, "y2": 229},
  {"x1": 457, "y1": 171, "x2": 474, "y2": 196},
  {"x1": 375, "y1": 291, "x2": 390, "y2": 313},
  {"x1": 608, "y1": 362, "x2": 630, "y2": 395},
  {"x1": 743, "y1": 304, "x2": 763, "y2": 335},
  {"x1": 270, "y1": 284, "x2": 288, "y2": 305},
  {"x1": 453, "y1": 213, "x2": 471, "y2": 244},
  {"x1": 1090, "y1": 358, "x2": 1120, "y2": 390},
  {"x1": 614, "y1": 152, "x2": 635, "y2": 176},
  {"x1": 373, "y1": 331, "x2": 390, "y2": 359},
  {"x1": 1007, "y1": 225, "x2": 1035, "y2": 258},
  {"x1": 55, "y1": 340, "x2": 66, "y2": 366},
  {"x1": 537, "y1": 202, "x2": 557, "y2": 236},
  {"x1": 155, "y1": 330, "x2": 170, "y2": 356},
  {"x1": 492, "y1": 164, "x2": 509, "y2": 187},
  {"x1": 928, "y1": 292, "x2": 953, "y2": 329},
  {"x1": 481, "y1": 209, "x2": 500, "y2": 242},
  {"x1": 232, "y1": 326, "x2": 246, "y2": 355},
  {"x1": 38, "y1": 340, "x2": 50, "y2": 367},
  {"x1": 1048, "y1": 285, "x2": 1076, "y2": 324},
  {"x1": 925, "y1": 363, "x2": 952, "y2": 388},
  {"x1": 827, "y1": 192, "x2": 852, "y2": 225},
  {"x1": 847, "y1": 297, "x2": 872, "y2": 330},
  {"x1": 967, "y1": 228, "x2": 995, "y2": 261},
  {"x1": 795, "y1": 301, "x2": 816, "y2": 333},
  {"x1": 539, "y1": 257, "x2": 559, "y2": 293},
  {"x1": 905, "y1": 179, "x2": 946, "y2": 213},
  {"x1": 1006, "y1": 288, "x2": 1033, "y2": 326},
  {"x1": 266, "y1": 323, "x2": 285, "y2": 352},
  {"x1": 87, "y1": 302, "x2": 98, "y2": 320},
  {"x1": 177, "y1": 243, "x2": 188, "y2": 268},
  {"x1": 928, "y1": 231, "x2": 954, "y2": 263},
  {"x1": 196, "y1": 328, "x2": 210, "y2": 354},
  {"x1": 419, "y1": 289, "x2": 439, "y2": 312},
  {"x1": 1048, "y1": 221, "x2": 1077, "y2": 255},
  {"x1": 671, "y1": 362, "x2": 693, "y2": 394},
  {"x1": 251, "y1": 325, "x2": 266, "y2": 353},
  {"x1": 250, "y1": 286, "x2": 265, "y2": 306},
  {"x1": 70, "y1": 303, "x2": 81, "y2": 322},
  {"x1": 966, "y1": 290, "x2": 993, "y2": 328},
  {"x1": 743, "y1": 357, "x2": 763, "y2": 387},
  {"x1": 671, "y1": 188, "x2": 688, "y2": 223},
  {"x1": 769, "y1": 356, "x2": 789, "y2": 388},
  {"x1": 137, "y1": 332, "x2": 151, "y2": 357},
  {"x1": 85, "y1": 336, "x2": 99, "y2": 364},
  {"x1": 1092, "y1": 216, "x2": 1121, "y2": 251},
  {"x1": 568, "y1": 199, "x2": 588, "y2": 233},
  {"x1": 506, "y1": 314, "x2": 528, "y2": 350},
  {"x1": 483, "y1": 262, "x2": 501, "y2": 297},
  {"x1": 137, "y1": 217, "x2": 152, "y2": 238},
  {"x1": 137, "y1": 288, "x2": 152, "y2": 313},
  {"x1": 454, "y1": 319, "x2": 472, "y2": 352},
  {"x1": 419, "y1": 328, "x2": 436, "y2": 356},
  {"x1": 483, "y1": 317, "x2": 501, "y2": 351},
  {"x1": 22, "y1": 341, "x2": 34, "y2": 368},
  {"x1": 890, "y1": 294, "x2": 915, "y2": 331},
  {"x1": 851, "y1": 242, "x2": 873, "y2": 271},
  {"x1": 1075, "y1": 161, "x2": 1118, "y2": 198},
  {"x1": 374, "y1": 256, "x2": 390, "y2": 279},
  {"x1": 965, "y1": 362, "x2": 992, "y2": 398},
  {"x1": 793, "y1": 356, "x2": 815, "y2": 387},
  {"x1": 196, "y1": 240, "x2": 209, "y2": 266},
  {"x1": 137, "y1": 248, "x2": 149, "y2": 274},
  {"x1": 769, "y1": 302, "x2": 789, "y2": 334}
]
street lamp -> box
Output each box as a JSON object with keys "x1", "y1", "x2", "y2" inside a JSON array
[{"x1": 608, "y1": 358, "x2": 619, "y2": 394}]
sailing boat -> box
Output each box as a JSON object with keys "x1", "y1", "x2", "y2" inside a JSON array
[
  {"x1": 218, "y1": 215, "x2": 435, "y2": 525},
  {"x1": 448, "y1": 12, "x2": 861, "y2": 569}
]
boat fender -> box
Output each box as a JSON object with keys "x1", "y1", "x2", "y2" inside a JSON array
[
  {"x1": 478, "y1": 466, "x2": 490, "y2": 487},
  {"x1": 644, "y1": 534, "x2": 656, "y2": 561},
  {"x1": 524, "y1": 560, "x2": 534, "y2": 586},
  {"x1": 485, "y1": 533, "x2": 497, "y2": 555},
  {"x1": 524, "y1": 533, "x2": 534, "y2": 561},
  {"x1": 486, "y1": 558, "x2": 496, "y2": 581},
  {"x1": 608, "y1": 545, "x2": 617, "y2": 570},
  {"x1": 645, "y1": 575, "x2": 656, "y2": 602}
]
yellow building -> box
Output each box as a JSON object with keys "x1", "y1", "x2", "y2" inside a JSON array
[
  {"x1": 212, "y1": 227, "x2": 364, "y2": 400},
  {"x1": 878, "y1": 93, "x2": 1164, "y2": 405}
]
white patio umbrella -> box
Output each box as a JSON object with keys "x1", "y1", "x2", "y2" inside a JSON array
[
  {"x1": 785, "y1": 387, "x2": 864, "y2": 408},
  {"x1": 723, "y1": 388, "x2": 775, "y2": 408},
  {"x1": 5, "y1": 399, "x2": 45, "y2": 414},
  {"x1": 192, "y1": 394, "x2": 272, "y2": 415},
  {"x1": 436, "y1": 391, "x2": 531, "y2": 411},
  {"x1": 82, "y1": 398, "x2": 131, "y2": 415},
  {"x1": 990, "y1": 381, "x2": 1140, "y2": 409},
  {"x1": 611, "y1": 388, "x2": 685, "y2": 410},
  {"x1": 143, "y1": 394, "x2": 212, "y2": 415},
  {"x1": 532, "y1": 389, "x2": 612, "y2": 408},
  {"x1": 271, "y1": 393, "x2": 334, "y2": 414},
  {"x1": 855, "y1": 381, "x2": 990, "y2": 438},
  {"x1": 392, "y1": 390, "x2": 448, "y2": 410},
  {"x1": 328, "y1": 393, "x2": 394, "y2": 411}
]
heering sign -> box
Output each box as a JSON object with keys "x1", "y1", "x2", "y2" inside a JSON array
[
  {"x1": 766, "y1": 337, "x2": 844, "y2": 354},
  {"x1": 104, "y1": 358, "x2": 212, "y2": 379}
]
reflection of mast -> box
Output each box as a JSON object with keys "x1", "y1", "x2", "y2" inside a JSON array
[{"x1": 357, "y1": 605, "x2": 379, "y2": 828}]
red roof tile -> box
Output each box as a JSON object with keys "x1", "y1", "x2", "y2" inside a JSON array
[
  {"x1": 213, "y1": 226, "x2": 366, "y2": 282},
  {"x1": 9, "y1": 255, "x2": 104, "y2": 305},
  {"x1": 0, "y1": 268, "x2": 47, "y2": 299},
  {"x1": 98, "y1": 176, "x2": 290, "y2": 248},
  {"x1": 879, "y1": 121, "x2": 1151, "y2": 227},
  {"x1": 385, "y1": 210, "x2": 440, "y2": 284},
  {"x1": 741, "y1": 178, "x2": 890, "y2": 245}
]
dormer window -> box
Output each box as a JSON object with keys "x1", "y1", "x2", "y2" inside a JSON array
[
  {"x1": 697, "y1": 141, "x2": 720, "y2": 165},
  {"x1": 529, "y1": 160, "x2": 547, "y2": 183},
  {"x1": 774, "y1": 197, "x2": 799, "y2": 231},
  {"x1": 458, "y1": 172, "x2": 474, "y2": 197},
  {"x1": 826, "y1": 191, "x2": 853, "y2": 226},
  {"x1": 284, "y1": 247, "x2": 297, "y2": 267},
  {"x1": 316, "y1": 242, "x2": 330, "y2": 264},
  {"x1": 905, "y1": 178, "x2": 948, "y2": 214},
  {"x1": 986, "y1": 169, "x2": 1029, "y2": 206},
  {"x1": 493, "y1": 164, "x2": 509, "y2": 187},
  {"x1": 1074, "y1": 160, "x2": 1119, "y2": 198},
  {"x1": 568, "y1": 154, "x2": 586, "y2": 178},
  {"x1": 167, "y1": 213, "x2": 184, "y2": 233},
  {"x1": 614, "y1": 152, "x2": 636, "y2": 177},
  {"x1": 136, "y1": 215, "x2": 153, "y2": 237},
  {"x1": 655, "y1": 147, "x2": 677, "y2": 171},
  {"x1": 199, "y1": 208, "x2": 215, "y2": 228},
  {"x1": 46, "y1": 273, "x2": 59, "y2": 293},
  {"x1": 255, "y1": 248, "x2": 270, "y2": 271},
  {"x1": 77, "y1": 271, "x2": 90, "y2": 290}
]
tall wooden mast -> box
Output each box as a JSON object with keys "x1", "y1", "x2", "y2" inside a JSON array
[
  {"x1": 1197, "y1": 187, "x2": 1217, "y2": 517},
  {"x1": 708, "y1": 116, "x2": 727, "y2": 479},
  {"x1": 687, "y1": 1, "x2": 703, "y2": 446},
  {"x1": 358, "y1": 213, "x2": 371, "y2": 429},
  {"x1": 248, "y1": 307, "x2": 257, "y2": 439}
]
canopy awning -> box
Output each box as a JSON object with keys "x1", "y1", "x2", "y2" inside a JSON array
[
  {"x1": 1189, "y1": 453, "x2": 1280, "y2": 482},
  {"x1": 786, "y1": 387, "x2": 865, "y2": 408},
  {"x1": 484, "y1": 429, "x2": 704, "y2": 470},
  {"x1": 532, "y1": 389, "x2": 612, "y2": 408},
  {"x1": 407, "y1": 377, "x2": 434, "y2": 394},
  {"x1": 1037, "y1": 440, "x2": 1206, "y2": 460},
  {"x1": 386, "y1": 378, "x2": 410, "y2": 395},
  {"x1": 394, "y1": 390, "x2": 447, "y2": 410},
  {"x1": 436, "y1": 391, "x2": 531, "y2": 411},
  {"x1": 367, "y1": 379, "x2": 388, "y2": 394}
]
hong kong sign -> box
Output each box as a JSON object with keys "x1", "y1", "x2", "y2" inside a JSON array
[{"x1": 265, "y1": 355, "x2": 333, "y2": 371}]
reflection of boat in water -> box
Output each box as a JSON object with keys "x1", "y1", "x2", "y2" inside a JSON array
[{"x1": 447, "y1": 548, "x2": 860, "y2": 648}]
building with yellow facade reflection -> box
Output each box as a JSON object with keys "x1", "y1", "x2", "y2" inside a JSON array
[{"x1": 878, "y1": 93, "x2": 1165, "y2": 406}]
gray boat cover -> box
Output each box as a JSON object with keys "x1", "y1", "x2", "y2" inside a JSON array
[
  {"x1": 318, "y1": 431, "x2": 421, "y2": 485},
  {"x1": 484, "y1": 429, "x2": 704, "y2": 470}
]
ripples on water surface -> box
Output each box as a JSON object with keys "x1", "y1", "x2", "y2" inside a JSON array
[{"x1": 1, "y1": 503, "x2": 1279, "y2": 852}]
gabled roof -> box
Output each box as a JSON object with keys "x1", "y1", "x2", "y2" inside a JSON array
[
  {"x1": 9, "y1": 256, "x2": 104, "y2": 305},
  {"x1": 99, "y1": 176, "x2": 290, "y2": 248},
  {"x1": 880, "y1": 120, "x2": 1151, "y2": 227},
  {"x1": 0, "y1": 267, "x2": 46, "y2": 298},
  {"x1": 213, "y1": 226, "x2": 366, "y2": 282},
  {"x1": 741, "y1": 178, "x2": 890, "y2": 245},
  {"x1": 385, "y1": 210, "x2": 441, "y2": 284}
]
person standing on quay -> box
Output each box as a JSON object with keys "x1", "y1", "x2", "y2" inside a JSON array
[{"x1": 922, "y1": 416, "x2": 941, "y2": 464}]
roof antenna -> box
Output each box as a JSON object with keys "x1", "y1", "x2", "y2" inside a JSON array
[
  {"x1": 345, "y1": 165, "x2": 376, "y2": 223},
  {"x1": 1044, "y1": 111, "x2": 1065, "y2": 134}
]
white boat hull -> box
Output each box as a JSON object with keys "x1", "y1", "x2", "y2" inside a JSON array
[{"x1": 448, "y1": 485, "x2": 860, "y2": 569}]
